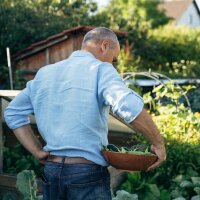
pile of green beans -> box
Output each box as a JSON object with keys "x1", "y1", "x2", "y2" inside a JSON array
[{"x1": 102, "y1": 144, "x2": 154, "y2": 155}]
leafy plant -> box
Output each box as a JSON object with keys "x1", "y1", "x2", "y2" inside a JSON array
[
  {"x1": 3, "y1": 143, "x2": 43, "y2": 176},
  {"x1": 112, "y1": 190, "x2": 138, "y2": 200},
  {"x1": 119, "y1": 81, "x2": 200, "y2": 199},
  {"x1": 170, "y1": 171, "x2": 200, "y2": 199},
  {"x1": 16, "y1": 170, "x2": 42, "y2": 200},
  {"x1": 143, "y1": 81, "x2": 200, "y2": 144},
  {"x1": 0, "y1": 193, "x2": 17, "y2": 200},
  {"x1": 115, "y1": 24, "x2": 200, "y2": 78},
  {"x1": 120, "y1": 172, "x2": 170, "y2": 200},
  {"x1": 183, "y1": 86, "x2": 200, "y2": 112},
  {"x1": 102, "y1": 144, "x2": 154, "y2": 155}
]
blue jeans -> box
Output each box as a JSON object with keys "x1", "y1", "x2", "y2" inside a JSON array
[{"x1": 42, "y1": 161, "x2": 112, "y2": 200}]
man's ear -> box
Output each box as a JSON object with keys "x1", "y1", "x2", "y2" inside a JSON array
[{"x1": 101, "y1": 40, "x2": 109, "y2": 53}]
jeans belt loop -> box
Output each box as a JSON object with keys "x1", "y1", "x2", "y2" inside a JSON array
[{"x1": 62, "y1": 156, "x2": 66, "y2": 164}]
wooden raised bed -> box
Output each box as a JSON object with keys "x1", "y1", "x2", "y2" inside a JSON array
[{"x1": 0, "y1": 173, "x2": 42, "y2": 199}]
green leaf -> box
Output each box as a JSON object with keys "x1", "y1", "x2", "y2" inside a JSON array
[
  {"x1": 170, "y1": 189, "x2": 182, "y2": 199},
  {"x1": 106, "y1": 144, "x2": 120, "y2": 152},
  {"x1": 114, "y1": 190, "x2": 138, "y2": 200},
  {"x1": 127, "y1": 172, "x2": 141, "y2": 184},
  {"x1": 172, "y1": 197, "x2": 186, "y2": 200},
  {"x1": 187, "y1": 168, "x2": 199, "y2": 177},
  {"x1": 16, "y1": 170, "x2": 38, "y2": 200},
  {"x1": 182, "y1": 85, "x2": 196, "y2": 92},
  {"x1": 160, "y1": 189, "x2": 171, "y2": 200},
  {"x1": 121, "y1": 181, "x2": 133, "y2": 194},
  {"x1": 173, "y1": 175, "x2": 184, "y2": 183},
  {"x1": 119, "y1": 147, "x2": 128, "y2": 153},
  {"x1": 147, "y1": 184, "x2": 160, "y2": 198},
  {"x1": 142, "y1": 192, "x2": 159, "y2": 200},
  {"x1": 153, "y1": 85, "x2": 163, "y2": 93},
  {"x1": 194, "y1": 187, "x2": 200, "y2": 195},
  {"x1": 191, "y1": 195, "x2": 200, "y2": 200},
  {"x1": 180, "y1": 180, "x2": 193, "y2": 188},
  {"x1": 191, "y1": 177, "x2": 200, "y2": 186}
]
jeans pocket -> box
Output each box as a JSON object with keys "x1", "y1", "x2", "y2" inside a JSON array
[
  {"x1": 44, "y1": 161, "x2": 61, "y2": 177},
  {"x1": 69, "y1": 179, "x2": 104, "y2": 200}
]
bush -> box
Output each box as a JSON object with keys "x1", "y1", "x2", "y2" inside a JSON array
[
  {"x1": 3, "y1": 143, "x2": 43, "y2": 176},
  {"x1": 0, "y1": 65, "x2": 10, "y2": 89},
  {"x1": 147, "y1": 25, "x2": 200, "y2": 77},
  {"x1": 119, "y1": 24, "x2": 200, "y2": 78},
  {"x1": 184, "y1": 86, "x2": 200, "y2": 112}
]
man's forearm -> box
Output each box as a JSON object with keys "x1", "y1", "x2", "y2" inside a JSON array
[
  {"x1": 12, "y1": 124, "x2": 47, "y2": 161},
  {"x1": 131, "y1": 108, "x2": 166, "y2": 171},
  {"x1": 131, "y1": 108, "x2": 164, "y2": 146}
]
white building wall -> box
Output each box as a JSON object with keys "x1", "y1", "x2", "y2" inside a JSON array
[{"x1": 177, "y1": 3, "x2": 200, "y2": 28}]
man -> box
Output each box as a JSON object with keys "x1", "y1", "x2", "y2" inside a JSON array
[{"x1": 4, "y1": 27, "x2": 166, "y2": 200}]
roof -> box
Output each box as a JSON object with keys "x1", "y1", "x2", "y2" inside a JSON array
[
  {"x1": 13, "y1": 26, "x2": 127, "y2": 60},
  {"x1": 158, "y1": 0, "x2": 193, "y2": 21}
]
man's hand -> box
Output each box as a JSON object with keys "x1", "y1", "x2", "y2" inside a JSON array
[
  {"x1": 35, "y1": 150, "x2": 49, "y2": 164},
  {"x1": 13, "y1": 124, "x2": 49, "y2": 164},
  {"x1": 147, "y1": 144, "x2": 166, "y2": 171}
]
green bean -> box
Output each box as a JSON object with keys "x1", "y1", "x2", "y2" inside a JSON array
[{"x1": 102, "y1": 144, "x2": 154, "y2": 155}]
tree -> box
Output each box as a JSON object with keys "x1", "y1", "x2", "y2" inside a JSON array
[
  {"x1": 0, "y1": 0, "x2": 97, "y2": 66},
  {"x1": 0, "y1": 0, "x2": 98, "y2": 88},
  {"x1": 96, "y1": 0, "x2": 200, "y2": 78},
  {"x1": 96, "y1": 0, "x2": 170, "y2": 30}
]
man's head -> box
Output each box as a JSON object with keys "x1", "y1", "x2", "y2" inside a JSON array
[{"x1": 82, "y1": 27, "x2": 120, "y2": 64}]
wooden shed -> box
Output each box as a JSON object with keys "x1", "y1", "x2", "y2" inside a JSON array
[{"x1": 13, "y1": 26, "x2": 126, "y2": 80}]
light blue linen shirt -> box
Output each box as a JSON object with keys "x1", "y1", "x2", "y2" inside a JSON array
[{"x1": 4, "y1": 50, "x2": 144, "y2": 166}]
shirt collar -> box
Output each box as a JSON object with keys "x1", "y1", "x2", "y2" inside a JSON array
[{"x1": 70, "y1": 50, "x2": 96, "y2": 59}]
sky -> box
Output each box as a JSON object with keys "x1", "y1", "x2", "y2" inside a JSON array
[
  {"x1": 93, "y1": 0, "x2": 110, "y2": 9},
  {"x1": 196, "y1": 0, "x2": 200, "y2": 11}
]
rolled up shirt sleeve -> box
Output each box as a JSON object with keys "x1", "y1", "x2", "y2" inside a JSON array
[
  {"x1": 4, "y1": 80, "x2": 34, "y2": 130},
  {"x1": 98, "y1": 63, "x2": 144, "y2": 124}
]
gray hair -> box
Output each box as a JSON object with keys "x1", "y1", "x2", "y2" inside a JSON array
[{"x1": 82, "y1": 27, "x2": 119, "y2": 49}]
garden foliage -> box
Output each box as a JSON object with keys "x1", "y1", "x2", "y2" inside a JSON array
[
  {"x1": 3, "y1": 144, "x2": 42, "y2": 176},
  {"x1": 112, "y1": 190, "x2": 138, "y2": 200},
  {"x1": 103, "y1": 0, "x2": 200, "y2": 78},
  {"x1": 16, "y1": 170, "x2": 42, "y2": 200},
  {"x1": 119, "y1": 81, "x2": 200, "y2": 199},
  {"x1": 117, "y1": 24, "x2": 200, "y2": 78}
]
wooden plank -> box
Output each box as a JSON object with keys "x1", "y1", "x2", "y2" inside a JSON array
[
  {"x1": 14, "y1": 35, "x2": 68, "y2": 61},
  {"x1": 45, "y1": 48, "x2": 50, "y2": 65},
  {"x1": 0, "y1": 90, "x2": 21, "y2": 97},
  {"x1": 0, "y1": 173, "x2": 42, "y2": 191},
  {"x1": 0, "y1": 173, "x2": 42, "y2": 194},
  {"x1": 0, "y1": 173, "x2": 17, "y2": 188}
]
